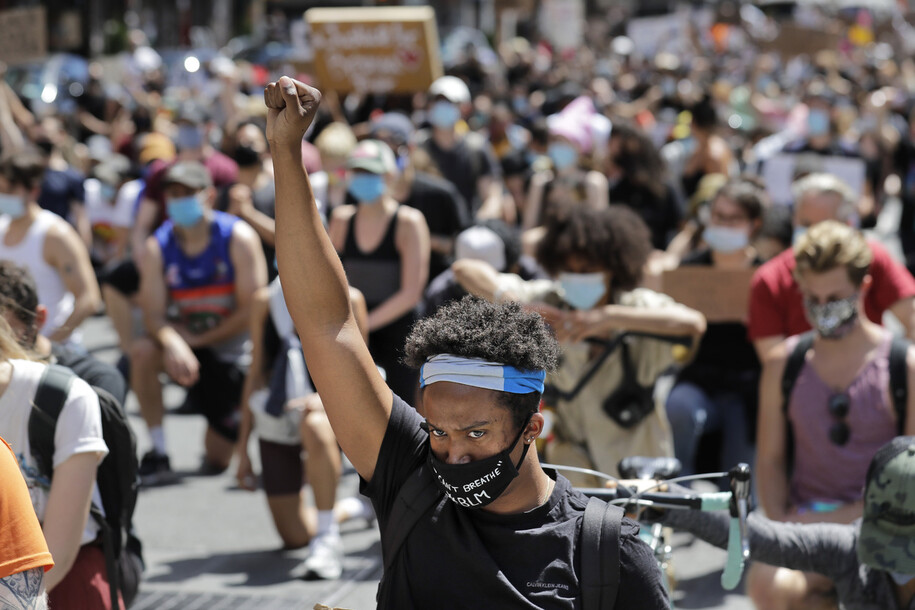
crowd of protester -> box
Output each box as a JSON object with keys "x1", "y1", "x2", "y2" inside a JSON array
[{"x1": 2, "y1": 3, "x2": 915, "y2": 607}]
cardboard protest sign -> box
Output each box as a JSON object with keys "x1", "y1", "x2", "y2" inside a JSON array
[
  {"x1": 761, "y1": 153, "x2": 866, "y2": 207},
  {"x1": 758, "y1": 24, "x2": 841, "y2": 58},
  {"x1": 661, "y1": 267, "x2": 755, "y2": 323},
  {"x1": 305, "y1": 7, "x2": 442, "y2": 94},
  {"x1": 0, "y1": 6, "x2": 47, "y2": 65}
]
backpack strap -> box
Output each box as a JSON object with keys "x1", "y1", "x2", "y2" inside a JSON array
[
  {"x1": 780, "y1": 332, "x2": 814, "y2": 475},
  {"x1": 29, "y1": 364, "x2": 75, "y2": 478},
  {"x1": 889, "y1": 336, "x2": 910, "y2": 435},
  {"x1": 581, "y1": 497, "x2": 623, "y2": 610},
  {"x1": 781, "y1": 332, "x2": 815, "y2": 417},
  {"x1": 376, "y1": 465, "x2": 444, "y2": 603}
]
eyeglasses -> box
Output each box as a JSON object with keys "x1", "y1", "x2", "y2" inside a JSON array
[{"x1": 828, "y1": 393, "x2": 850, "y2": 446}]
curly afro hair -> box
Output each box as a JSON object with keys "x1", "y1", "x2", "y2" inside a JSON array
[
  {"x1": 404, "y1": 296, "x2": 559, "y2": 429},
  {"x1": 535, "y1": 203, "x2": 652, "y2": 291}
]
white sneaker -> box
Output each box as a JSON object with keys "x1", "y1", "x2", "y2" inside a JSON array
[{"x1": 301, "y1": 532, "x2": 343, "y2": 580}]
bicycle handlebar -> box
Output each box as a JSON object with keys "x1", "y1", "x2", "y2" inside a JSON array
[{"x1": 544, "y1": 461, "x2": 752, "y2": 591}]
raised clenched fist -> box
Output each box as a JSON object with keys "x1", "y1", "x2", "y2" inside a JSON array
[{"x1": 264, "y1": 76, "x2": 322, "y2": 149}]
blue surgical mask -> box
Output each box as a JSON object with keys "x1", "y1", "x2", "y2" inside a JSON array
[
  {"x1": 807, "y1": 109, "x2": 830, "y2": 137},
  {"x1": 176, "y1": 124, "x2": 204, "y2": 150},
  {"x1": 548, "y1": 142, "x2": 579, "y2": 171},
  {"x1": 890, "y1": 572, "x2": 915, "y2": 585},
  {"x1": 429, "y1": 101, "x2": 461, "y2": 129},
  {"x1": 167, "y1": 194, "x2": 205, "y2": 227},
  {"x1": 0, "y1": 193, "x2": 26, "y2": 219},
  {"x1": 703, "y1": 225, "x2": 750, "y2": 253},
  {"x1": 792, "y1": 226, "x2": 807, "y2": 246},
  {"x1": 100, "y1": 183, "x2": 117, "y2": 202},
  {"x1": 559, "y1": 272, "x2": 607, "y2": 310},
  {"x1": 348, "y1": 174, "x2": 386, "y2": 204}
]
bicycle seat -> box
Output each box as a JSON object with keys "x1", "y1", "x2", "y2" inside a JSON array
[{"x1": 618, "y1": 456, "x2": 682, "y2": 480}]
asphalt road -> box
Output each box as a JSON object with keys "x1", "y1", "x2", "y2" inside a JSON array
[{"x1": 78, "y1": 312, "x2": 756, "y2": 610}]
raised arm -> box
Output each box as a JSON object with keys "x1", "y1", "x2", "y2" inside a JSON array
[{"x1": 266, "y1": 77, "x2": 391, "y2": 482}]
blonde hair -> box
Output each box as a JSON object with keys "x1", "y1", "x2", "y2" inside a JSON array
[
  {"x1": 0, "y1": 315, "x2": 33, "y2": 363},
  {"x1": 314, "y1": 123, "x2": 357, "y2": 161},
  {"x1": 793, "y1": 220, "x2": 872, "y2": 286}
]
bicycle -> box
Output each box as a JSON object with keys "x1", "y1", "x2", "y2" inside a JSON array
[{"x1": 543, "y1": 457, "x2": 752, "y2": 608}]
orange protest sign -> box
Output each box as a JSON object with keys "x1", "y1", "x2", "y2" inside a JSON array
[
  {"x1": 661, "y1": 266, "x2": 755, "y2": 323},
  {"x1": 305, "y1": 7, "x2": 443, "y2": 94}
]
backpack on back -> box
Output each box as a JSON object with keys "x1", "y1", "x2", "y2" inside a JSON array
[
  {"x1": 29, "y1": 364, "x2": 143, "y2": 607},
  {"x1": 781, "y1": 331, "x2": 909, "y2": 471}
]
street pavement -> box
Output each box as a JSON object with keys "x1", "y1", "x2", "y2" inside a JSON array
[{"x1": 81, "y1": 313, "x2": 755, "y2": 610}]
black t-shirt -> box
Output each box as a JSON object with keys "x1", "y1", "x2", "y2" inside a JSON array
[
  {"x1": 38, "y1": 168, "x2": 85, "y2": 221},
  {"x1": 362, "y1": 394, "x2": 668, "y2": 609},
  {"x1": 418, "y1": 131, "x2": 500, "y2": 218},
  {"x1": 675, "y1": 249, "x2": 760, "y2": 403},
  {"x1": 403, "y1": 172, "x2": 470, "y2": 282},
  {"x1": 609, "y1": 178, "x2": 682, "y2": 250}
]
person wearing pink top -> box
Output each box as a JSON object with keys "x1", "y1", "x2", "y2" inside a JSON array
[{"x1": 752, "y1": 220, "x2": 915, "y2": 610}]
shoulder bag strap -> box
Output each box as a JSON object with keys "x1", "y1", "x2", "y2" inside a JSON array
[
  {"x1": 28, "y1": 364, "x2": 74, "y2": 478},
  {"x1": 889, "y1": 336, "x2": 909, "y2": 435}
]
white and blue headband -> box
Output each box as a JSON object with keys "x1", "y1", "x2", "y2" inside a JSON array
[{"x1": 419, "y1": 354, "x2": 545, "y2": 395}]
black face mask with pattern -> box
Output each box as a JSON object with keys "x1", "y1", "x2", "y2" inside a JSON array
[
  {"x1": 804, "y1": 294, "x2": 859, "y2": 339},
  {"x1": 423, "y1": 415, "x2": 531, "y2": 509}
]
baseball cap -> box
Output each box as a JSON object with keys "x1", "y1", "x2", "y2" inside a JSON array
[
  {"x1": 429, "y1": 76, "x2": 471, "y2": 105},
  {"x1": 92, "y1": 154, "x2": 131, "y2": 186},
  {"x1": 163, "y1": 161, "x2": 212, "y2": 190},
  {"x1": 371, "y1": 112, "x2": 415, "y2": 148},
  {"x1": 857, "y1": 436, "x2": 915, "y2": 573},
  {"x1": 345, "y1": 140, "x2": 397, "y2": 175},
  {"x1": 455, "y1": 226, "x2": 507, "y2": 272},
  {"x1": 138, "y1": 132, "x2": 176, "y2": 165}
]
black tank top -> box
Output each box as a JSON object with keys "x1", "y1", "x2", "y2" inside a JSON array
[{"x1": 341, "y1": 207, "x2": 401, "y2": 309}]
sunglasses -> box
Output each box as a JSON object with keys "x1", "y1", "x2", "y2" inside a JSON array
[{"x1": 828, "y1": 393, "x2": 851, "y2": 446}]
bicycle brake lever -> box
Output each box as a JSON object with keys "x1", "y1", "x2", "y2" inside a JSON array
[{"x1": 727, "y1": 463, "x2": 751, "y2": 518}]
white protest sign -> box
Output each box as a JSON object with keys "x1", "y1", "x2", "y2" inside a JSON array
[
  {"x1": 626, "y1": 12, "x2": 687, "y2": 58},
  {"x1": 539, "y1": 0, "x2": 584, "y2": 52},
  {"x1": 762, "y1": 153, "x2": 867, "y2": 207}
]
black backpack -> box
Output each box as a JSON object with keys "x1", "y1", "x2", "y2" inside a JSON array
[
  {"x1": 29, "y1": 364, "x2": 143, "y2": 607},
  {"x1": 376, "y1": 465, "x2": 623, "y2": 609},
  {"x1": 781, "y1": 331, "x2": 909, "y2": 470}
]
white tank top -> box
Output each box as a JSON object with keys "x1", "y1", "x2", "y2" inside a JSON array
[{"x1": 0, "y1": 210, "x2": 75, "y2": 338}]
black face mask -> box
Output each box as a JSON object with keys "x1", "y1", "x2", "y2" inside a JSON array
[
  {"x1": 233, "y1": 144, "x2": 261, "y2": 168},
  {"x1": 35, "y1": 139, "x2": 54, "y2": 155},
  {"x1": 425, "y1": 415, "x2": 532, "y2": 509}
]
